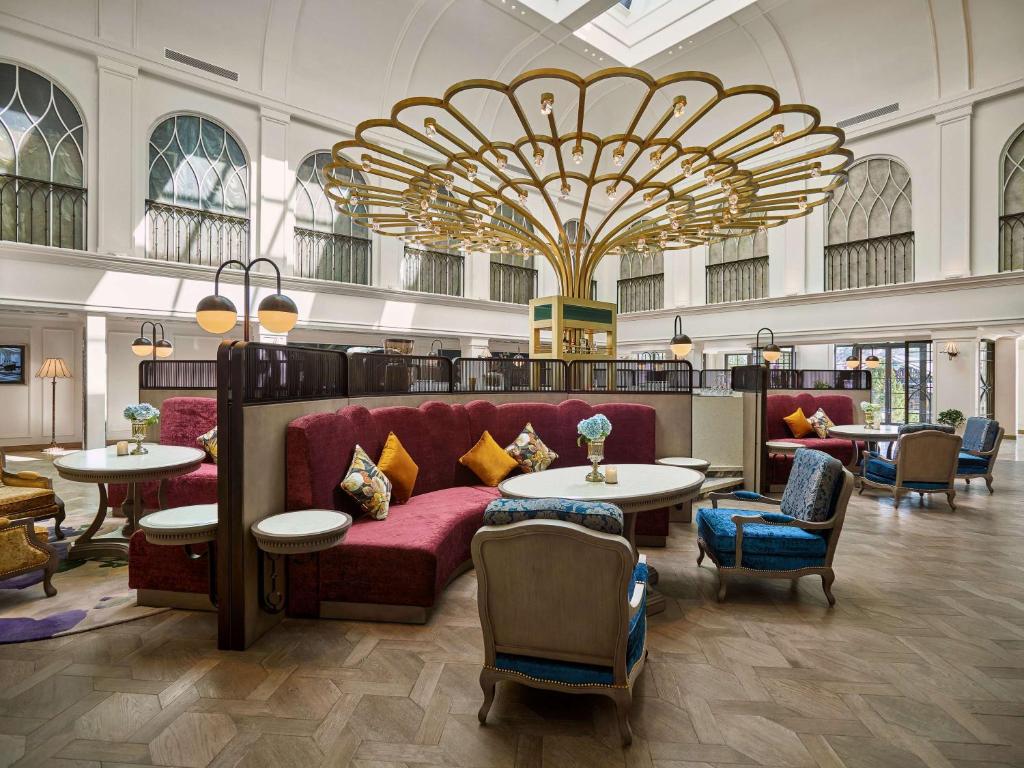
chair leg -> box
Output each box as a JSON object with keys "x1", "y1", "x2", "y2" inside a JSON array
[
  {"x1": 985, "y1": 475, "x2": 994, "y2": 494},
  {"x1": 696, "y1": 542, "x2": 705, "y2": 565},
  {"x1": 965, "y1": 478, "x2": 970, "y2": 485},
  {"x1": 53, "y1": 498, "x2": 67, "y2": 539},
  {"x1": 611, "y1": 689, "x2": 633, "y2": 747},
  {"x1": 716, "y1": 572, "x2": 728, "y2": 602},
  {"x1": 892, "y1": 491, "x2": 901, "y2": 508},
  {"x1": 820, "y1": 570, "x2": 836, "y2": 607},
  {"x1": 42, "y1": 551, "x2": 58, "y2": 598},
  {"x1": 946, "y1": 490, "x2": 957, "y2": 510},
  {"x1": 477, "y1": 668, "x2": 498, "y2": 725}
]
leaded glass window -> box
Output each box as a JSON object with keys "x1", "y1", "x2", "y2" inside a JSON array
[
  {"x1": 293, "y1": 151, "x2": 370, "y2": 284},
  {"x1": 490, "y1": 203, "x2": 537, "y2": 303},
  {"x1": 706, "y1": 230, "x2": 768, "y2": 303},
  {"x1": 1000, "y1": 126, "x2": 1024, "y2": 271},
  {"x1": 0, "y1": 63, "x2": 86, "y2": 249},
  {"x1": 825, "y1": 157, "x2": 914, "y2": 289},
  {"x1": 618, "y1": 223, "x2": 663, "y2": 313},
  {"x1": 146, "y1": 114, "x2": 249, "y2": 264}
]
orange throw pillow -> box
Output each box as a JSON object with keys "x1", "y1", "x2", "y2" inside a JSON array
[
  {"x1": 460, "y1": 430, "x2": 519, "y2": 487},
  {"x1": 783, "y1": 407, "x2": 813, "y2": 439},
  {"x1": 377, "y1": 432, "x2": 419, "y2": 504}
]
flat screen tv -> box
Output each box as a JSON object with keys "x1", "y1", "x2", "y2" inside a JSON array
[{"x1": 0, "y1": 345, "x2": 26, "y2": 384}]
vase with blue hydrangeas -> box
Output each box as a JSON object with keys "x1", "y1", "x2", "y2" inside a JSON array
[
  {"x1": 860, "y1": 400, "x2": 882, "y2": 430},
  {"x1": 124, "y1": 403, "x2": 160, "y2": 455},
  {"x1": 577, "y1": 414, "x2": 612, "y2": 482}
]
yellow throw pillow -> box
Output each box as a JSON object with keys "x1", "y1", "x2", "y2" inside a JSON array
[
  {"x1": 341, "y1": 445, "x2": 392, "y2": 520},
  {"x1": 460, "y1": 430, "x2": 519, "y2": 487},
  {"x1": 377, "y1": 432, "x2": 419, "y2": 504},
  {"x1": 783, "y1": 408, "x2": 813, "y2": 439}
]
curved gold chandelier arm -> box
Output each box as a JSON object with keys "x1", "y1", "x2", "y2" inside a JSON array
[{"x1": 324, "y1": 66, "x2": 851, "y2": 298}]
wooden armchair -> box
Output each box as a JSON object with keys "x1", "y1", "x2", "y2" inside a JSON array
[
  {"x1": 472, "y1": 498, "x2": 647, "y2": 746},
  {"x1": 697, "y1": 448, "x2": 854, "y2": 606},
  {"x1": 0, "y1": 516, "x2": 58, "y2": 596},
  {"x1": 0, "y1": 449, "x2": 66, "y2": 538},
  {"x1": 861, "y1": 430, "x2": 961, "y2": 509}
]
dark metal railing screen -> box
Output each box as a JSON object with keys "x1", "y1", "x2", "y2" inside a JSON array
[
  {"x1": 348, "y1": 353, "x2": 452, "y2": 396},
  {"x1": 145, "y1": 200, "x2": 249, "y2": 265},
  {"x1": 402, "y1": 248, "x2": 464, "y2": 296},
  {"x1": 617, "y1": 274, "x2": 664, "y2": 313},
  {"x1": 454, "y1": 358, "x2": 566, "y2": 392},
  {"x1": 0, "y1": 173, "x2": 86, "y2": 249},
  {"x1": 489, "y1": 262, "x2": 538, "y2": 304},
  {"x1": 138, "y1": 360, "x2": 217, "y2": 390},
  {"x1": 999, "y1": 213, "x2": 1024, "y2": 272},
  {"x1": 294, "y1": 228, "x2": 371, "y2": 284},
  {"x1": 571, "y1": 359, "x2": 693, "y2": 393},
  {"x1": 242, "y1": 343, "x2": 347, "y2": 403},
  {"x1": 824, "y1": 232, "x2": 914, "y2": 290},
  {"x1": 706, "y1": 256, "x2": 768, "y2": 304}
]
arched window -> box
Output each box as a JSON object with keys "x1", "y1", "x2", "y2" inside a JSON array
[
  {"x1": 401, "y1": 184, "x2": 465, "y2": 296},
  {"x1": 999, "y1": 125, "x2": 1024, "y2": 272},
  {"x1": 146, "y1": 114, "x2": 249, "y2": 265},
  {"x1": 706, "y1": 229, "x2": 768, "y2": 303},
  {"x1": 294, "y1": 152, "x2": 370, "y2": 284},
  {"x1": 825, "y1": 157, "x2": 913, "y2": 290},
  {"x1": 617, "y1": 221, "x2": 663, "y2": 313},
  {"x1": 0, "y1": 63, "x2": 85, "y2": 249},
  {"x1": 489, "y1": 203, "x2": 537, "y2": 304}
]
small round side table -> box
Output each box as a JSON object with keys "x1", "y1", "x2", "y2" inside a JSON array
[
  {"x1": 765, "y1": 440, "x2": 803, "y2": 457},
  {"x1": 251, "y1": 510, "x2": 352, "y2": 612},
  {"x1": 656, "y1": 456, "x2": 711, "y2": 473},
  {"x1": 139, "y1": 504, "x2": 218, "y2": 606}
]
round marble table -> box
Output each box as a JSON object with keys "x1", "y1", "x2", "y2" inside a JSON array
[
  {"x1": 54, "y1": 444, "x2": 205, "y2": 560},
  {"x1": 828, "y1": 424, "x2": 900, "y2": 469},
  {"x1": 140, "y1": 504, "x2": 218, "y2": 547},
  {"x1": 499, "y1": 464, "x2": 705, "y2": 614},
  {"x1": 656, "y1": 456, "x2": 711, "y2": 473}
]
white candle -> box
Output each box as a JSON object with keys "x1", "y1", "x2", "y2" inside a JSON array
[
  {"x1": 116, "y1": 441, "x2": 129, "y2": 456},
  {"x1": 605, "y1": 465, "x2": 618, "y2": 484}
]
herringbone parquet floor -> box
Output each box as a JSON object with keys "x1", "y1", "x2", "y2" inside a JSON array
[{"x1": 2, "y1": 446, "x2": 1022, "y2": 768}]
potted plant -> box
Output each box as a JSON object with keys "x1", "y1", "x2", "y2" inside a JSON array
[
  {"x1": 937, "y1": 408, "x2": 965, "y2": 433},
  {"x1": 577, "y1": 414, "x2": 612, "y2": 482},
  {"x1": 124, "y1": 403, "x2": 160, "y2": 455}
]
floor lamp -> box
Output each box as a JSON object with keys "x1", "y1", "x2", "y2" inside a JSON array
[{"x1": 36, "y1": 357, "x2": 72, "y2": 455}]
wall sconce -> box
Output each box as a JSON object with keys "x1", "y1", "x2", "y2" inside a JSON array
[
  {"x1": 754, "y1": 327, "x2": 780, "y2": 365},
  {"x1": 196, "y1": 258, "x2": 298, "y2": 340},
  {"x1": 131, "y1": 321, "x2": 173, "y2": 360},
  {"x1": 941, "y1": 341, "x2": 960, "y2": 360},
  {"x1": 670, "y1": 315, "x2": 693, "y2": 358}
]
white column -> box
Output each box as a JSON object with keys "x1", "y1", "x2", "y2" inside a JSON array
[
  {"x1": 463, "y1": 336, "x2": 492, "y2": 357},
  {"x1": 96, "y1": 57, "x2": 138, "y2": 256},
  {"x1": 85, "y1": 315, "x2": 108, "y2": 448},
  {"x1": 994, "y1": 337, "x2": 1017, "y2": 433},
  {"x1": 468, "y1": 250, "x2": 492, "y2": 301},
  {"x1": 257, "y1": 107, "x2": 291, "y2": 272},
  {"x1": 936, "y1": 105, "x2": 973, "y2": 279}
]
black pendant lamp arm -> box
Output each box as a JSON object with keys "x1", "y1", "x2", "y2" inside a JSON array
[
  {"x1": 674, "y1": 315, "x2": 683, "y2": 339},
  {"x1": 137, "y1": 320, "x2": 167, "y2": 360},
  {"x1": 212, "y1": 258, "x2": 285, "y2": 341},
  {"x1": 755, "y1": 326, "x2": 774, "y2": 351}
]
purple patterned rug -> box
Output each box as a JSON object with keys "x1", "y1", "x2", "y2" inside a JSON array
[{"x1": 0, "y1": 610, "x2": 87, "y2": 643}]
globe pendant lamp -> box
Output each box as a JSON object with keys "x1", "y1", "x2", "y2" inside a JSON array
[
  {"x1": 846, "y1": 355, "x2": 861, "y2": 369},
  {"x1": 754, "y1": 327, "x2": 781, "y2": 365},
  {"x1": 670, "y1": 315, "x2": 692, "y2": 358},
  {"x1": 131, "y1": 321, "x2": 173, "y2": 360},
  {"x1": 864, "y1": 354, "x2": 880, "y2": 369},
  {"x1": 196, "y1": 258, "x2": 298, "y2": 340}
]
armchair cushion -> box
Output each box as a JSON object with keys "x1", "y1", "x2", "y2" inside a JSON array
[
  {"x1": 0, "y1": 486, "x2": 54, "y2": 517},
  {"x1": 697, "y1": 507, "x2": 828, "y2": 562},
  {"x1": 482, "y1": 497, "x2": 624, "y2": 535},
  {"x1": 780, "y1": 449, "x2": 844, "y2": 522},
  {"x1": 0, "y1": 520, "x2": 50, "y2": 572},
  {"x1": 962, "y1": 417, "x2": 999, "y2": 453},
  {"x1": 863, "y1": 457, "x2": 948, "y2": 489},
  {"x1": 956, "y1": 451, "x2": 991, "y2": 473}
]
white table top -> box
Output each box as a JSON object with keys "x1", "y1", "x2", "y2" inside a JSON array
[
  {"x1": 251, "y1": 510, "x2": 353, "y2": 555},
  {"x1": 54, "y1": 444, "x2": 206, "y2": 482},
  {"x1": 498, "y1": 464, "x2": 704, "y2": 512},
  {"x1": 828, "y1": 424, "x2": 901, "y2": 440},
  {"x1": 656, "y1": 456, "x2": 710, "y2": 469},
  {"x1": 140, "y1": 504, "x2": 218, "y2": 530},
  {"x1": 766, "y1": 440, "x2": 804, "y2": 451}
]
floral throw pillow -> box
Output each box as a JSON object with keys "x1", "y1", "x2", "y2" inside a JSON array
[
  {"x1": 806, "y1": 408, "x2": 835, "y2": 439},
  {"x1": 341, "y1": 445, "x2": 392, "y2": 520},
  {"x1": 196, "y1": 427, "x2": 218, "y2": 464},
  {"x1": 505, "y1": 422, "x2": 558, "y2": 473}
]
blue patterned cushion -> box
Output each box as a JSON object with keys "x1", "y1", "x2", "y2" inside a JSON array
[
  {"x1": 956, "y1": 451, "x2": 991, "y2": 474},
  {"x1": 962, "y1": 417, "x2": 998, "y2": 452},
  {"x1": 865, "y1": 456, "x2": 952, "y2": 490},
  {"x1": 733, "y1": 490, "x2": 762, "y2": 501},
  {"x1": 779, "y1": 449, "x2": 844, "y2": 522},
  {"x1": 692, "y1": 512, "x2": 827, "y2": 565},
  {"x1": 898, "y1": 423, "x2": 954, "y2": 436},
  {"x1": 483, "y1": 498, "x2": 623, "y2": 535}
]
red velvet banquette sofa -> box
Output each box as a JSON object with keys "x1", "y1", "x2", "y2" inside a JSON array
[
  {"x1": 285, "y1": 399, "x2": 667, "y2": 622},
  {"x1": 767, "y1": 393, "x2": 863, "y2": 483}
]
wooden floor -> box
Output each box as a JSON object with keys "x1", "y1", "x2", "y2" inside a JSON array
[{"x1": 1, "y1": 444, "x2": 1022, "y2": 768}]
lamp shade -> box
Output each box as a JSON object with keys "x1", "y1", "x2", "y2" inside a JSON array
[
  {"x1": 131, "y1": 336, "x2": 154, "y2": 357},
  {"x1": 257, "y1": 293, "x2": 299, "y2": 334},
  {"x1": 35, "y1": 358, "x2": 72, "y2": 379},
  {"x1": 762, "y1": 344, "x2": 781, "y2": 364},
  {"x1": 196, "y1": 294, "x2": 238, "y2": 334},
  {"x1": 670, "y1": 315, "x2": 692, "y2": 357},
  {"x1": 865, "y1": 354, "x2": 880, "y2": 369},
  {"x1": 845, "y1": 355, "x2": 861, "y2": 369},
  {"x1": 154, "y1": 339, "x2": 174, "y2": 358}
]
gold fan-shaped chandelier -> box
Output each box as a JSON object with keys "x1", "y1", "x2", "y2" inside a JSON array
[{"x1": 325, "y1": 67, "x2": 851, "y2": 299}]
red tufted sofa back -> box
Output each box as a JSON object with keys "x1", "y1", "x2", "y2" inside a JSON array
[{"x1": 766, "y1": 394, "x2": 855, "y2": 440}]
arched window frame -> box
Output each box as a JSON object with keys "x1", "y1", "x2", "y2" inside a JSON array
[
  {"x1": 705, "y1": 229, "x2": 769, "y2": 304},
  {"x1": 617, "y1": 220, "x2": 664, "y2": 313},
  {"x1": 401, "y1": 184, "x2": 465, "y2": 295},
  {"x1": 145, "y1": 113, "x2": 250, "y2": 265},
  {"x1": 824, "y1": 155, "x2": 914, "y2": 290},
  {"x1": 293, "y1": 151, "x2": 371, "y2": 284},
  {"x1": 489, "y1": 202, "x2": 537, "y2": 303},
  {"x1": 999, "y1": 124, "x2": 1024, "y2": 272},
  {"x1": 0, "y1": 62, "x2": 87, "y2": 249}
]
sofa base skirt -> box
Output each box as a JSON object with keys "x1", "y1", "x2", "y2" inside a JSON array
[
  {"x1": 137, "y1": 588, "x2": 216, "y2": 612},
  {"x1": 319, "y1": 601, "x2": 430, "y2": 624}
]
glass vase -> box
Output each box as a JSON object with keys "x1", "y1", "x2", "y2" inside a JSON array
[
  {"x1": 585, "y1": 438, "x2": 605, "y2": 482},
  {"x1": 130, "y1": 420, "x2": 149, "y2": 455}
]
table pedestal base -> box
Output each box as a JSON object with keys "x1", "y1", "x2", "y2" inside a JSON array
[{"x1": 69, "y1": 483, "x2": 133, "y2": 561}]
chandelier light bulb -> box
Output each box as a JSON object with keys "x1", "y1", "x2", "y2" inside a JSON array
[
  {"x1": 681, "y1": 160, "x2": 692, "y2": 177},
  {"x1": 533, "y1": 149, "x2": 544, "y2": 167},
  {"x1": 673, "y1": 95, "x2": 687, "y2": 117},
  {"x1": 650, "y1": 149, "x2": 663, "y2": 165},
  {"x1": 713, "y1": 222, "x2": 721, "y2": 233},
  {"x1": 728, "y1": 193, "x2": 739, "y2": 205},
  {"x1": 429, "y1": 187, "x2": 439, "y2": 201},
  {"x1": 772, "y1": 125, "x2": 784, "y2": 145},
  {"x1": 730, "y1": 204, "x2": 739, "y2": 215},
  {"x1": 420, "y1": 198, "x2": 429, "y2": 211},
  {"x1": 572, "y1": 145, "x2": 584, "y2": 164},
  {"x1": 372, "y1": 222, "x2": 381, "y2": 231},
  {"x1": 424, "y1": 118, "x2": 437, "y2": 136},
  {"x1": 518, "y1": 189, "x2": 528, "y2": 202},
  {"x1": 466, "y1": 163, "x2": 477, "y2": 180},
  {"x1": 487, "y1": 202, "x2": 497, "y2": 215},
  {"x1": 559, "y1": 182, "x2": 571, "y2": 199},
  {"x1": 361, "y1": 157, "x2": 372, "y2": 173},
  {"x1": 612, "y1": 146, "x2": 625, "y2": 167},
  {"x1": 798, "y1": 196, "x2": 808, "y2": 211},
  {"x1": 643, "y1": 192, "x2": 654, "y2": 203},
  {"x1": 605, "y1": 183, "x2": 618, "y2": 200},
  {"x1": 540, "y1": 92, "x2": 554, "y2": 115},
  {"x1": 496, "y1": 154, "x2": 508, "y2": 170},
  {"x1": 810, "y1": 162, "x2": 822, "y2": 178},
  {"x1": 758, "y1": 224, "x2": 768, "y2": 233}
]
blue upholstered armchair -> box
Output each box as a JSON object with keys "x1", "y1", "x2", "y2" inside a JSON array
[
  {"x1": 472, "y1": 498, "x2": 647, "y2": 746},
  {"x1": 957, "y1": 417, "x2": 1004, "y2": 492},
  {"x1": 890, "y1": 422, "x2": 953, "y2": 457},
  {"x1": 696, "y1": 448, "x2": 853, "y2": 606},
  {"x1": 861, "y1": 430, "x2": 961, "y2": 509}
]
